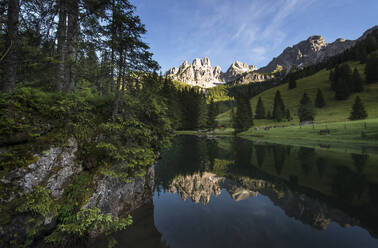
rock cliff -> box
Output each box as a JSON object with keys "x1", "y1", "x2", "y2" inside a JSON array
[
  {"x1": 258, "y1": 35, "x2": 355, "y2": 73},
  {"x1": 165, "y1": 57, "x2": 259, "y2": 88},
  {"x1": 0, "y1": 138, "x2": 156, "y2": 247}
]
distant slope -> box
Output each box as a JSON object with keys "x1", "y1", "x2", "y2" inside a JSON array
[{"x1": 217, "y1": 60, "x2": 378, "y2": 127}]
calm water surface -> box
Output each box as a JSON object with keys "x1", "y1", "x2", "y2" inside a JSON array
[{"x1": 99, "y1": 135, "x2": 378, "y2": 248}]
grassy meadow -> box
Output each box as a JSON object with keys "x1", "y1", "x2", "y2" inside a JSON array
[{"x1": 217, "y1": 61, "x2": 378, "y2": 128}]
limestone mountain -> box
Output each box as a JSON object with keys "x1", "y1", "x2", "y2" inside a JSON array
[
  {"x1": 166, "y1": 26, "x2": 378, "y2": 88},
  {"x1": 165, "y1": 57, "x2": 258, "y2": 88},
  {"x1": 165, "y1": 57, "x2": 224, "y2": 88},
  {"x1": 258, "y1": 36, "x2": 354, "y2": 73},
  {"x1": 222, "y1": 61, "x2": 257, "y2": 83},
  {"x1": 259, "y1": 25, "x2": 378, "y2": 73}
]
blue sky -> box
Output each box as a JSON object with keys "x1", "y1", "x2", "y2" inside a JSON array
[{"x1": 131, "y1": 0, "x2": 378, "y2": 72}]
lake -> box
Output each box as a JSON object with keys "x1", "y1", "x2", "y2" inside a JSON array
[{"x1": 94, "y1": 135, "x2": 378, "y2": 248}]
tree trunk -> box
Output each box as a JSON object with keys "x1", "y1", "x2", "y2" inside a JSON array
[
  {"x1": 112, "y1": 49, "x2": 124, "y2": 120},
  {"x1": 2, "y1": 0, "x2": 20, "y2": 93},
  {"x1": 65, "y1": 0, "x2": 79, "y2": 93},
  {"x1": 56, "y1": 0, "x2": 67, "y2": 92},
  {"x1": 110, "y1": 0, "x2": 116, "y2": 94}
]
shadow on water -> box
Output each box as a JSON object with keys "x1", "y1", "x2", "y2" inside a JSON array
[{"x1": 97, "y1": 135, "x2": 378, "y2": 248}]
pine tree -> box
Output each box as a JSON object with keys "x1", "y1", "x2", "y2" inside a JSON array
[
  {"x1": 207, "y1": 99, "x2": 218, "y2": 129},
  {"x1": 272, "y1": 90, "x2": 286, "y2": 122},
  {"x1": 365, "y1": 53, "x2": 378, "y2": 84},
  {"x1": 352, "y1": 68, "x2": 364, "y2": 92},
  {"x1": 255, "y1": 97, "x2": 265, "y2": 119},
  {"x1": 349, "y1": 96, "x2": 368, "y2": 120},
  {"x1": 315, "y1": 89, "x2": 326, "y2": 108},
  {"x1": 2, "y1": 0, "x2": 20, "y2": 93},
  {"x1": 334, "y1": 78, "x2": 350, "y2": 100},
  {"x1": 297, "y1": 93, "x2": 315, "y2": 122},
  {"x1": 288, "y1": 76, "x2": 297, "y2": 90},
  {"x1": 233, "y1": 96, "x2": 253, "y2": 132}
]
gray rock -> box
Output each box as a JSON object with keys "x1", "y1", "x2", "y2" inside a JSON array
[
  {"x1": 1, "y1": 138, "x2": 81, "y2": 202},
  {"x1": 84, "y1": 165, "x2": 155, "y2": 217},
  {"x1": 165, "y1": 57, "x2": 260, "y2": 87},
  {"x1": 258, "y1": 27, "x2": 378, "y2": 74},
  {"x1": 221, "y1": 60, "x2": 258, "y2": 83}
]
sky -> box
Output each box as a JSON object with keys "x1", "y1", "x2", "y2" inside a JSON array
[{"x1": 130, "y1": 0, "x2": 378, "y2": 73}]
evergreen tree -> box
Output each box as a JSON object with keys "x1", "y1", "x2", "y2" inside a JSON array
[
  {"x1": 255, "y1": 97, "x2": 266, "y2": 119},
  {"x1": 286, "y1": 109, "x2": 292, "y2": 121},
  {"x1": 233, "y1": 95, "x2": 253, "y2": 132},
  {"x1": 315, "y1": 89, "x2": 326, "y2": 108},
  {"x1": 1, "y1": 0, "x2": 20, "y2": 93},
  {"x1": 288, "y1": 76, "x2": 297, "y2": 90},
  {"x1": 352, "y1": 68, "x2": 364, "y2": 92},
  {"x1": 297, "y1": 93, "x2": 315, "y2": 122},
  {"x1": 334, "y1": 78, "x2": 350, "y2": 100},
  {"x1": 207, "y1": 98, "x2": 218, "y2": 129},
  {"x1": 272, "y1": 90, "x2": 286, "y2": 122},
  {"x1": 349, "y1": 96, "x2": 368, "y2": 120},
  {"x1": 365, "y1": 53, "x2": 378, "y2": 84}
]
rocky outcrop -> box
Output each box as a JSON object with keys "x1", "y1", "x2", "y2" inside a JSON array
[
  {"x1": 233, "y1": 71, "x2": 273, "y2": 85},
  {"x1": 258, "y1": 35, "x2": 354, "y2": 73},
  {"x1": 165, "y1": 57, "x2": 224, "y2": 88},
  {"x1": 0, "y1": 137, "x2": 156, "y2": 247},
  {"x1": 0, "y1": 138, "x2": 81, "y2": 246},
  {"x1": 222, "y1": 61, "x2": 257, "y2": 83},
  {"x1": 84, "y1": 165, "x2": 155, "y2": 217},
  {"x1": 165, "y1": 58, "x2": 261, "y2": 87},
  {"x1": 1, "y1": 138, "x2": 80, "y2": 202}
]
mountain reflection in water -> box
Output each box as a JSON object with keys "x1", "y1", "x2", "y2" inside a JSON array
[{"x1": 95, "y1": 135, "x2": 378, "y2": 248}]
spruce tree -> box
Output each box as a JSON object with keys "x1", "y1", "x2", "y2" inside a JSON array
[
  {"x1": 272, "y1": 90, "x2": 286, "y2": 122},
  {"x1": 255, "y1": 97, "x2": 265, "y2": 119},
  {"x1": 349, "y1": 96, "x2": 368, "y2": 120},
  {"x1": 352, "y1": 68, "x2": 364, "y2": 92},
  {"x1": 233, "y1": 96, "x2": 253, "y2": 132},
  {"x1": 207, "y1": 99, "x2": 218, "y2": 129},
  {"x1": 365, "y1": 53, "x2": 378, "y2": 84},
  {"x1": 315, "y1": 89, "x2": 326, "y2": 108},
  {"x1": 288, "y1": 76, "x2": 297, "y2": 90},
  {"x1": 297, "y1": 93, "x2": 315, "y2": 122},
  {"x1": 334, "y1": 78, "x2": 350, "y2": 100}
]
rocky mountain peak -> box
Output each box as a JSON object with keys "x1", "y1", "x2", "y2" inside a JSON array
[
  {"x1": 165, "y1": 57, "x2": 261, "y2": 87},
  {"x1": 258, "y1": 31, "x2": 361, "y2": 73},
  {"x1": 202, "y1": 57, "x2": 211, "y2": 67},
  {"x1": 166, "y1": 57, "x2": 224, "y2": 88}
]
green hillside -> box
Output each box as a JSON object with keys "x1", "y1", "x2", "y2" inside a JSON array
[{"x1": 217, "y1": 60, "x2": 378, "y2": 128}]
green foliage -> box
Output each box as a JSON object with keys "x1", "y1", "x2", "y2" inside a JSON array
[
  {"x1": 255, "y1": 97, "x2": 266, "y2": 119},
  {"x1": 46, "y1": 208, "x2": 132, "y2": 246},
  {"x1": 350, "y1": 96, "x2": 368, "y2": 120},
  {"x1": 365, "y1": 52, "x2": 378, "y2": 84},
  {"x1": 352, "y1": 68, "x2": 364, "y2": 93},
  {"x1": 233, "y1": 96, "x2": 253, "y2": 132},
  {"x1": 331, "y1": 63, "x2": 353, "y2": 100},
  {"x1": 315, "y1": 89, "x2": 326, "y2": 108},
  {"x1": 288, "y1": 76, "x2": 297, "y2": 90},
  {"x1": 272, "y1": 90, "x2": 286, "y2": 122},
  {"x1": 297, "y1": 93, "x2": 316, "y2": 122},
  {"x1": 207, "y1": 99, "x2": 218, "y2": 129},
  {"x1": 17, "y1": 186, "x2": 57, "y2": 218}
]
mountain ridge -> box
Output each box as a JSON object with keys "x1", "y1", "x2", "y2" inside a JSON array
[{"x1": 165, "y1": 25, "x2": 378, "y2": 88}]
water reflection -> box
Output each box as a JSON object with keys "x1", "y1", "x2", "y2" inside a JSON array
[{"x1": 107, "y1": 135, "x2": 378, "y2": 248}]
